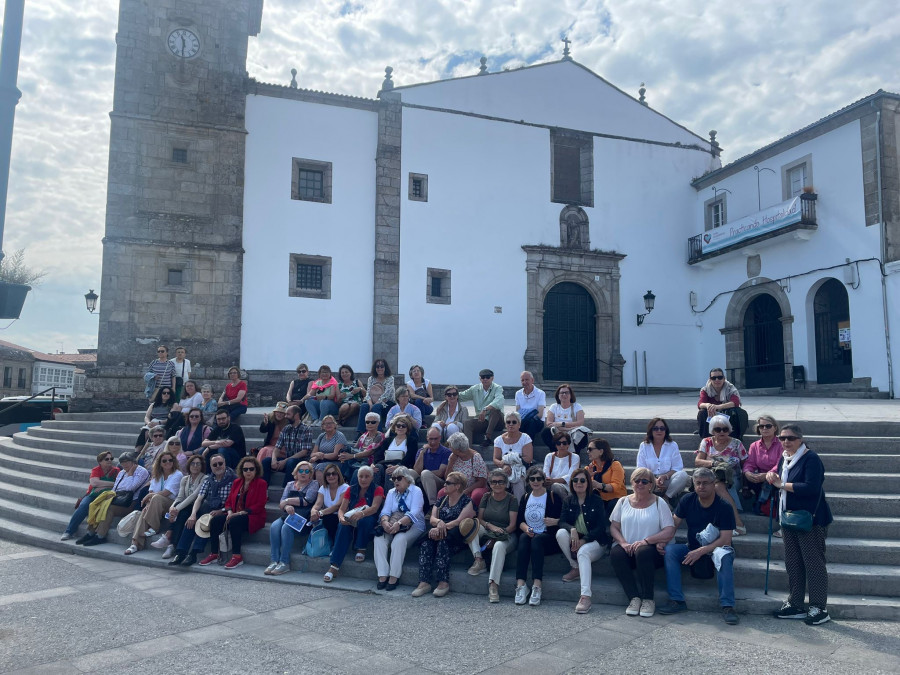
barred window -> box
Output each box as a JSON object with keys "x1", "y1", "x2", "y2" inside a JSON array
[
  {"x1": 297, "y1": 170, "x2": 324, "y2": 200},
  {"x1": 291, "y1": 159, "x2": 332, "y2": 203},
  {"x1": 296, "y1": 263, "x2": 323, "y2": 290},
  {"x1": 172, "y1": 148, "x2": 188, "y2": 164}
]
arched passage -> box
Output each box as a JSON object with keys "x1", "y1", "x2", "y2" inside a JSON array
[
  {"x1": 542, "y1": 282, "x2": 597, "y2": 382},
  {"x1": 813, "y1": 278, "x2": 852, "y2": 384}
]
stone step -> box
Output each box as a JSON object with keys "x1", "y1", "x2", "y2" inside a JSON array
[
  {"x1": 611, "y1": 449, "x2": 900, "y2": 473},
  {"x1": 2, "y1": 436, "x2": 102, "y2": 468},
  {"x1": 0, "y1": 447, "x2": 95, "y2": 482}
]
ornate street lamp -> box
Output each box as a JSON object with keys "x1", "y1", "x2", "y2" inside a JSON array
[
  {"x1": 84, "y1": 289, "x2": 98, "y2": 314},
  {"x1": 637, "y1": 290, "x2": 655, "y2": 326}
]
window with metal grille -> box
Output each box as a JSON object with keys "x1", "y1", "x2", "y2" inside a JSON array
[
  {"x1": 412, "y1": 179, "x2": 423, "y2": 198},
  {"x1": 172, "y1": 148, "x2": 188, "y2": 163},
  {"x1": 297, "y1": 170, "x2": 324, "y2": 200},
  {"x1": 296, "y1": 263, "x2": 323, "y2": 290}
]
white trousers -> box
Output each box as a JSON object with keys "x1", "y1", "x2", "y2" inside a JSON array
[
  {"x1": 469, "y1": 524, "x2": 518, "y2": 585},
  {"x1": 555, "y1": 530, "x2": 604, "y2": 598},
  {"x1": 374, "y1": 529, "x2": 417, "y2": 579}
]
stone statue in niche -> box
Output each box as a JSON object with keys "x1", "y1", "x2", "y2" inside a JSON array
[{"x1": 560, "y1": 205, "x2": 590, "y2": 250}]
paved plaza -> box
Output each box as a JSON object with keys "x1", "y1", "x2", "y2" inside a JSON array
[{"x1": 0, "y1": 538, "x2": 898, "y2": 675}]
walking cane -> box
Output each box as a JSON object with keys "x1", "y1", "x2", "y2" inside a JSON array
[{"x1": 764, "y1": 492, "x2": 776, "y2": 594}]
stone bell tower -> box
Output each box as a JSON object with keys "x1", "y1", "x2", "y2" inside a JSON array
[{"x1": 78, "y1": 0, "x2": 264, "y2": 410}]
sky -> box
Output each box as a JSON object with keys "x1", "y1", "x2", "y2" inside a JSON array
[{"x1": 0, "y1": 0, "x2": 897, "y2": 354}]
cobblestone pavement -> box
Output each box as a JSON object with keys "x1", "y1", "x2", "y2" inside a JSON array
[{"x1": 0, "y1": 540, "x2": 898, "y2": 674}]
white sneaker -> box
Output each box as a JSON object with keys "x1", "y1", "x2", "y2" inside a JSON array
[
  {"x1": 515, "y1": 584, "x2": 529, "y2": 605},
  {"x1": 639, "y1": 599, "x2": 656, "y2": 617},
  {"x1": 529, "y1": 586, "x2": 542, "y2": 606},
  {"x1": 150, "y1": 535, "x2": 169, "y2": 549},
  {"x1": 161, "y1": 545, "x2": 174, "y2": 559},
  {"x1": 144, "y1": 528, "x2": 156, "y2": 537},
  {"x1": 626, "y1": 597, "x2": 642, "y2": 616}
]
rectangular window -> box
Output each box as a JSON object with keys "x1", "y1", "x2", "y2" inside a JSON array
[
  {"x1": 291, "y1": 158, "x2": 332, "y2": 203},
  {"x1": 172, "y1": 148, "x2": 188, "y2": 164},
  {"x1": 787, "y1": 164, "x2": 807, "y2": 197},
  {"x1": 17, "y1": 368, "x2": 26, "y2": 388},
  {"x1": 430, "y1": 276, "x2": 442, "y2": 298},
  {"x1": 709, "y1": 201, "x2": 725, "y2": 228},
  {"x1": 3, "y1": 367, "x2": 10, "y2": 388},
  {"x1": 408, "y1": 173, "x2": 428, "y2": 202},
  {"x1": 426, "y1": 268, "x2": 451, "y2": 305},
  {"x1": 781, "y1": 154, "x2": 814, "y2": 200},
  {"x1": 704, "y1": 193, "x2": 728, "y2": 231},
  {"x1": 295, "y1": 263, "x2": 323, "y2": 290},
  {"x1": 167, "y1": 268, "x2": 183, "y2": 286},
  {"x1": 412, "y1": 179, "x2": 422, "y2": 198},
  {"x1": 551, "y1": 130, "x2": 593, "y2": 207}
]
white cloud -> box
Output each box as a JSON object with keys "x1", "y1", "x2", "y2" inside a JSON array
[{"x1": 0, "y1": 0, "x2": 897, "y2": 353}]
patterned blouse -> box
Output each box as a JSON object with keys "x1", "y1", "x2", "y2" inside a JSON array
[
  {"x1": 697, "y1": 437, "x2": 748, "y2": 470},
  {"x1": 354, "y1": 431, "x2": 385, "y2": 464}
]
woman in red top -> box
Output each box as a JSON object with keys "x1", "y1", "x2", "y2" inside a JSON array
[
  {"x1": 696, "y1": 367, "x2": 745, "y2": 439},
  {"x1": 218, "y1": 366, "x2": 248, "y2": 422},
  {"x1": 198, "y1": 456, "x2": 267, "y2": 569},
  {"x1": 61, "y1": 451, "x2": 120, "y2": 540}
]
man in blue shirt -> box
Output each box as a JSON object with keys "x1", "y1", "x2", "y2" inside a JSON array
[
  {"x1": 658, "y1": 467, "x2": 739, "y2": 624},
  {"x1": 414, "y1": 427, "x2": 452, "y2": 505}
]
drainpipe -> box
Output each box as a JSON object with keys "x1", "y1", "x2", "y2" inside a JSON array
[{"x1": 873, "y1": 104, "x2": 895, "y2": 398}]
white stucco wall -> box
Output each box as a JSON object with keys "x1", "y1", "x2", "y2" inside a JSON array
[{"x1": 241, "y1": 94, "x2": 378, "y2": 370}]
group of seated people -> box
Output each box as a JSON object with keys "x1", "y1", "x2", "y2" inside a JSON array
[{"x1": 63, "y1": 354, "x2": 805, "y2": 625}]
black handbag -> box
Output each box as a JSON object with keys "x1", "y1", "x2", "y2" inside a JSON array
[{"x1": 111, "y1": 490, "x2": 134, "y2": 507}]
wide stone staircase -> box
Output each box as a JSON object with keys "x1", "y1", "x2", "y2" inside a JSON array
[{"x1": 0, "y1": 412, "x2": 898, "y2": 620}]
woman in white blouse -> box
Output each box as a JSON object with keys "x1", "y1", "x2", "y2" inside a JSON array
[
  {"x1": 125, "y1": 449, "x2": 184, "y2": 555},
  {"x1": 540, "y1": 384, "x2": 588, "y2": 451},
  {"x1": 494, "y1": 411, "x2": 534, "y2": 498},
  {"x1": 431, "y1": 386, "x2": 468, "y2": 440},
  {"x1": 374, "y1": 467, "x2": 425, "y2": 591},
  {"x1": 543, "y1": 431, "x2": 580, "y2": 499},
  {"x1": 608, "y1": 467, "x2": 676, "y2": 618},
  {"x1": 151, "y1": 454, "x2": 205, "y2": 559},
  {"x1": 636, "y1": 418, "x2": 691, "y2": 503}
]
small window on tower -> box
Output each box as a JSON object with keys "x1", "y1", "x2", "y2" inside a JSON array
[
  {"x1": 426, "y1": 268, "x2": 450, "y2": 305},
  {"x1": 172, "y1": 148, "x2": 188, "y2": 164},
  {"x1": 167, "y1": 268, "x2": 184, "y2": 286},
  {"x1": 409, "y1": 173, "x2": 428, "y2": 202}
]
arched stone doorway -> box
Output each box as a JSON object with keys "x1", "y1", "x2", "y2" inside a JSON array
[
  {"x1": 813, "y1": 278, "x2": 852, "y2": 384},
  {"x1": 743, "y1": 294, "x2": 785, "y2": 388},
  {"x1": 543, "y1": 282, "x2": 596, "y2": 382},
  {"x1": 722, "y1": 279, "x2": 794, "y2": 389}
]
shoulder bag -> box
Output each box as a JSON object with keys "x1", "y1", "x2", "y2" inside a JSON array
[{"x1": 780, "y1": 489, "x2": 822, "y2": 533}]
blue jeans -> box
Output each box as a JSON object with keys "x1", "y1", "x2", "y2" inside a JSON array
[
  {"x1": 411, "y1": 398, "x2": 433, "y2": 417},
  {"x1": 356, "y1": 402, "x2": 392, "y2": 432},
  {"x1": 329, "y1": 515, "x2": 376, "y2": 568},
  {"x1": 270, "y1": 517, "x2": 299, "y2": 564},
  {"x1": 305, "y1": 399, "x2": 338, "y2": 422},
  {"x1": 664, "y1": 542, "x2": 735, "y2": 607},
  {"x1": 226, "y1": 404, "x2": 247, "y2": 422},
  {"x1": 65, "y1": 491, "x2": 104, "y2": 535},
  {"x1": 519, "y1": 412, "x2": 545, "y2": 441}
]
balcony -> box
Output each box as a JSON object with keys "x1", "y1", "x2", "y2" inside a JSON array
[{"x1": 688, "y1": 193, "x2": 817, "y2": 265}]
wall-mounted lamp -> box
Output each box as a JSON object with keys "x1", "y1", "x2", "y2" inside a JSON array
[
  {"x1": 84, "y1": 289, "x2": 98, "y2": 314},
  {"x1": 636, "y1": 290, "x2": 655, "y2": 326}
]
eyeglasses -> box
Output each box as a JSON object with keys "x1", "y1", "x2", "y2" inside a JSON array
[
  {"x1": 778, "y1": 435, "x2": 800, "y2": 442},
  {"x1": 211, "y1": 462, "x2": 225, "y2": 468},
  {"x1": 633, "y1": 479, "x2": 651, "y2": 485},
  {"x1": 559, "y1": 390, "x2": 571, "y2": 395},
  {"x1": 710, "y1": 375, "x2": 725, "y2": 381},
  {"x1": 505, "y1": 420, "x2": 518, "y2": 425},
  {"x1": 528, "y1": 476, "x2": 544, "y2": 483},
  {"x1": 712, "y1": 427, "x2": 729, "y2": 433},
  {"x1": 490, "y1": 479, "x2": 506, "y2": 485},
  {"x1": 555, "y1": 440, "x2": 570, "y2": 446},
  {"x1": 693, "y1": 480, "x2": 714, "y2": 488},
  {"x1": 242, "y1": 466, "x2": 256, "y2": 472},
  {"x1": 160, "y1": 458, "x2": 174, "y2": 464},
  {"x1": 651, "y1": 426, "x2": 666, "y2": 432},
  {"x1": 395, "y1": 424, "x2": 407, "y2": 429},
  {"x1": 325, "y1": 473, "x2": 338, "y2": 478},
  {"x1": 758, "y1": 424, "x2": 774, "y2": 429},
  {"x1": 297, "y1": 469, "x2": 311, "y2": 474},
  {"x1": 365, "y1": 419, "x2": 378, "y2": 424},
  {"x1": 445, "y1": 392, "x2": 458, "y2": 397},
  {"x1": 571, "y1": 477, "x2": 587, "y2": 484},
  {"x1": 152, "y1": 434, "x2": 164, "y2": 438}
]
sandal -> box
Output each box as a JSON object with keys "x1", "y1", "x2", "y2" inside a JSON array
[
  {"x1": 323, "y1": 566, "x2": 338, "y2": 582},
  {"x1": 354, "y1": 551, "x2": 365, "y2": 563},
  {"x1": 124, "y1": 545, "x2": 138, "y2": 555}
]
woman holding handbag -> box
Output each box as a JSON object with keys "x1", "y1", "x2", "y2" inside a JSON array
[
  {"x1": 323, "y1": 465, "x2": 384, "y2": 581},
  {"x1": 267, "y1": 461, "x2": 320, "y2": 575},
  {"x1": 470, "y1": 469, "x2": 519, "y2": 602},
  {"x1": 372, "y1": 414, "x2": 418, "y2": 488},
  {"x1": 198, "y1": 456, "x2": 267, "y2": 569},
  {"x1": 355, "y1": 359, "x2": 396, "y2": 433},
  {"x1": 766, "y1": 424, "x2": 833, "y2": 625},
  {"x1": 309, "y1": 463, "x2": 346, "y2": 547},
  {"x1": 305, "y1": 365, "x2": 340, "y2": 425},
  {"x1": 695, "y1": 415, "x2": 748, "y2": 536},
  {"x1": 374, "y1": 467, "x2": 425, "y2": 591}
]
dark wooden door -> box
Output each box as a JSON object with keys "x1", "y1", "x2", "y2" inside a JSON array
[
  {"x1": 543, "y1": 283, "x2": 596, "y2": 382},
  {"x1": 743, "y1": 294, "x2": 784, "y2": 388},
  {"x1": 814, "y1": 279, "x2": 852, "y2": 384}
]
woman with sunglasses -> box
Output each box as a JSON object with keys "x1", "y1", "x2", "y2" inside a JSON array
[
  {"x1": 151, "y1": 453, "x2": 206, "y2": 558},
  {"x1": 696, "y1": 414, "x2": 748, "y2": 536},
  {"x1": 494, "y1": 411, "x2": 534, "y2": 499},
  {"x1": 766, "y1": 424, "x2": 833, "y2": 625},
  {"x1": 355, "y1": 359, "x2": 396, "y2": 433},
  {"x1": 743, "y1": 415, "x2": 783, "y2": 512},
  {"x1": 310, "y1": 415, "x2": 348, "y2": 483},
  {"x1": 124, "y1": 449, "x2": 183, "y2": 555},
  {"x1": 697, "y1": 367, "x2": 744, "y2": 439},
  {"x1": 586, "y1": 437, "x2": 627, "y2": 517},
  {"x1": 336, "y1": 364, "x2": 366, "y2": 426},
  {"x1": 310, "y1": 462, "x2": 347, "y2": 544},
  {"x1": 636, "y1": 418, "x2": 691, "y2": 506},
  {"x1": 61, "y1": 451, "x2": 120, "y2": 541},
  {"x1": 375, "y1": 467, "x2": 425, "y2": 590},
  {"x1": 305, "y1": 365, "x2": 340, "y2": 426},
  {"x1": 286, "y1": 363, "x2": 311, "y2": 407},
  {"x1": 372, "y1": 414, "x2": 419, "y2": 488},
  {"x1": 267, "y1": 460, "x2": 320, "y2": 575},
  {"x1": 134, "y1": 387, "x2": 175, "y2": 451},
  {"x1": 442, "y1": 432, "x2": 488, "y2": 509},
  {"x1": 470, "y1": 469, "x2": 519, "y2": 601},
  {"x1": 179, "y1": 406, "x2": 211, "y2": 459},
  {"x1": 340, "y1": 412, "x2": 384, "y2": 481},
  {"x1": 406, "y1": 364, "x2": 434, "y2": 417},
  {"x1": 543, "y1": 431, "x2": 580, "y2": 500},
  {"x1": 541, "y1": 384, "x2": 588, "y2": 451},
  {"x1": 513, "y1": 466, "x2": 563, "y2": 606},
  {"x1": 609, "y1": 467, "x2": 676, "y2": 618},
  {"x1": 413, "y1": 470, "x2": 476, "y2": 598},
  {"x1": 556, "y1": 468, "x2": 611, "y2": 614},
  {"x1": 199, "y1": 456, "x2": 267, "y2": 570},
  {"x1": 136, "y1": 425, "x2": 168, "y2": 471},
  {"x1": 255, "y1": 402, "x2": 288, "y2": 466},
  {"x1": 431, "y1": 386, "x2": 468, "y2": 440}
]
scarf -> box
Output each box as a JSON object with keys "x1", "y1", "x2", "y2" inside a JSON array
[
  {"x1": 779, "y1": 443, "x2": 808, "y2": 514},
  {"x1": 397, "y1": 489, "x2": 409, "y2": 514},
  {"x1": 702, "y1": 379, "x2": 739, "y2": 404}
]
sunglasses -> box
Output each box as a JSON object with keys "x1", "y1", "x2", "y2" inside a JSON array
[
  {"x1": 157, "y1": 349, "x2": 166, "y2": 353},
  {"x1": 490, "y1": 479, "x2": 506, "y2": 485},
  {"x1": 168, "y1": 441, "x2": 180, "y2": 446},
  {"x1": 445, "y1": 392, "x2": 458, "y2": 397},
  {"x1": 555, "y1": 440, "x2": 570, "y2": 446},
  {"x1": 211, "y1": 462, "x2": 225, "y2": 468},
  {"x1": 395, "y1": 424, "x2": 408, "y2": 429},
  {"x1": 365, "y1": 419, "x2": 379, "y2": 424},
  {"x1": 528, "y1": 476, "x2": 545, "y2": 482},
  {"x1": 242, "y1": 466, "x2": 256, "y2": 472},
  {"x1": 712, "y1": 427, "x2": 729, "y2": 433},
  {"x1": 102, "y1": 456, "x2": 113, "y2": 461},
  {"x1": 391, "y1": 476, "x2": 405, "y2": 482},
  {"x1": 189, "y1": 414, "x2": 201, "y2": 418},
  {"x1": 505, "y1": 420, "x2": 519, "y2": 425},
  {"x1": 160, "y1": 458, "x2": 174, "y2": 464},
  {"x1": 778, "y1": 435, "x2": 800, "y2": 442},
  {"x1": 710, "y1": 375, "x2": 725, "y2": 381},
  {"x1": 152, "y1": 434, "x2": 164, "y2": 438},
  {"x1": 758, "y1": 424, "x2": 774, "y2": 429},
  {"x1": 651, "y1": 426, "x2": 666, "y2": 432},
  {"x1": 325, "y1": 472, "x2": 338, "y2": 478},
  {"x1": 633, "y1": 479, "x2": 651, "y2": 485},
  {"x1": 559, "y1": 390, "x2": 571, "y2": 395},
  {"x1": 571, "y1": 477, "x2": 588, "y2": 484},
  {"x1": 297, "y1": 369, "x2": 308, "y2": 374},
  {"x1": 297, "y1": 469, "x2": 311, "y2": 474},
  {"x1": 161, "y1": 392, "x2": 171, "y2": 396},
  {"x1": 375, "y1": 364, "x2": 386, "y2": 369},
  {"x1": 445, "y1": 480, "x2": 460, "y2": 486}
]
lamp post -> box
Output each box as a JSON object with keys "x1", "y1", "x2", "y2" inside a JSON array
[
  {"x1": 84, "y1": 289, "x2": 98, "y2": 314},
  {"x1": 636, "y1": 290, "x2": 655, "y2": 326},
  {"x1": 753, "y1": 165, "x2": 775, "y2": 210},
  {"x1": 0, "y1": 0, "x2": 25, "y2": 265}
]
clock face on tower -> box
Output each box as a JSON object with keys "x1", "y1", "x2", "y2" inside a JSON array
[{"x1": 167, "y1": 29, "x2": 200, "y2": 58}]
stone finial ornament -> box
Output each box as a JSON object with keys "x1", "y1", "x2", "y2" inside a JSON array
[
  {"x1": 478, "y1": 56, "x2": 487, "y2": 75},
  {"x1": 638, "y1": 82, "x2": 647, "y2": 105},
  {"x1": 561, "y1": 36, "x2": 572, "y2": 60},
  {"x1": 381, "y1": 66, "x2": 394, "y2": 92},
  {"x1": 290, "y1": 68, "x2": 297, "y2": 89},
  {"x1": 709, "y1": 130, "x2": 720, "y2": 156}
]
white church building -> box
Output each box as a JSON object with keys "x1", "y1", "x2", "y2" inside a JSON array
[{"x1": 83, "y1": 0, "x2": 900, "y2": 408}]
